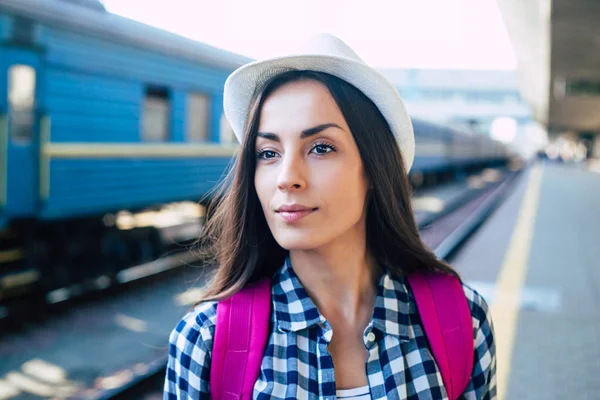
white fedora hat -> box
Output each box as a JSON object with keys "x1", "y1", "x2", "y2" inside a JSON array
[{"x1": 223, "y1": 33, "x2": 415, "y2": 172}]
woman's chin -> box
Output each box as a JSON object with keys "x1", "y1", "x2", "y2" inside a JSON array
[{"x1": 273, "y1": 232, "x2": 325, "y2": 251}]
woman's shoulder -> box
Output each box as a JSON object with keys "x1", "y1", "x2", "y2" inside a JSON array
[
  {"x1": 168, "y1": 300, "x2": 219, "y2": 356},
  {"x1": 460, "y1": 283, "x2": 497, "y2": 396},
  {"x1": 460, "y1": 282, "x2": 495, "y2": 361},
  {"x1": 461, "y1": 282, "x2": 493, "y2": 328},
  {"x1": 165, "y1": 301, "x2": 219, "y2": 395}
]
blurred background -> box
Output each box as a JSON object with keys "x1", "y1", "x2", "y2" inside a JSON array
[{"x1": 0, "y1": 0, "x2": 598, "y2": 398}]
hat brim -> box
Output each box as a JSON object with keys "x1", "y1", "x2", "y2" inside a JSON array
[{"x1": 223, "y1": 53, "x2": 415, "y2": 172}]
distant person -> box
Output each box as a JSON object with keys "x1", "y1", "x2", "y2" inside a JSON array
[{"x1": 164, "y1": 33, "x2": 496, "y2": 399}]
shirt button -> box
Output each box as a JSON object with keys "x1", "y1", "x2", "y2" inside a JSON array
[{"x1": 367, "y1": 332, "x2": 376, "y2": 342}]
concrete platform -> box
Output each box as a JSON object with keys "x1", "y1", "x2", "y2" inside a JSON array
[{"x1": 452, "y1": 161, "x2": 600, "y2": 400}]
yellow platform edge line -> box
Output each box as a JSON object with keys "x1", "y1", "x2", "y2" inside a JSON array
[{"x1": 491, "y1": 163, "x2": 544, "y2": 400}]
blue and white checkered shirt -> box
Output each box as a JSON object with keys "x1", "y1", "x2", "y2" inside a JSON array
[{"x1": 164, "y1": 258, "x2": 496, "y2": 399}]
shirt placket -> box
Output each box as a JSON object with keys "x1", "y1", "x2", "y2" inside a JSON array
[
  {"x1": 316, "y1": 318, "x2": 336, "y2": 400},
  {"x1": 363, "y1": 325, "x2": 389, "y2": 400}
]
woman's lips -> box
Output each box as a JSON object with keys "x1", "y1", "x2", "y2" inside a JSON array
[{"x1": 276, "y1": 208, "x2": 317, "y2": 223}]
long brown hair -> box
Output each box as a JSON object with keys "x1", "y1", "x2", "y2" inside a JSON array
[{"x1": 198, "y1": 70, "x2": 458, "y2": 302}]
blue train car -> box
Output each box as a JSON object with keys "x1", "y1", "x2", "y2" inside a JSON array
[
  {"x1": 0, "y1": 0, "x2": 251, "y2": 229},
  {"x1": 0, "y1": 0, "x2": 253, "y2": 294},
  {"x1": 411, "y1": 118, "x2": 509, "y2": 185}
]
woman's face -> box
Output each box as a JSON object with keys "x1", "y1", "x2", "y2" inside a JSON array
[{"x1": 254, "y1": 79, "x2": 370, "y2": 251}]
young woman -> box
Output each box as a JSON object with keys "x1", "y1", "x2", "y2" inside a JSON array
[{"x1": 164, "y1": 34, "x2": 496, "y2": 399}]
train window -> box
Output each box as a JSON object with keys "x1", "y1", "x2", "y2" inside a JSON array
[
  {"x1": 8, "y1": 65, "x2": 36, "y2": 143},
  {"x1": 187, "y1": 92, "x2": 210, "y2": 142},
  {"x1": 220, "y1": 114, "x2": 235, "y2": 144},
  {"x1": 142, "y1": 87, "x2": 170, "y2": 142},
  {"x1": 11, "y1": 16, "x2": 35, "y2": 44}
]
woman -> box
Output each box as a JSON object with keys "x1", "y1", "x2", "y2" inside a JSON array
[{"x1": 165, "y1": 34, "x2": 496, "y2": 399}]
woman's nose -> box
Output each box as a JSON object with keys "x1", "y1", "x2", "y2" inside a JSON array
[{"x1": 276, "y1": 155, "x2": 307, "y2": 192}]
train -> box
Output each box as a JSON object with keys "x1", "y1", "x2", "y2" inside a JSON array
[{"x1": 0, "y1": 0, "x2": 513, "y2": 304}]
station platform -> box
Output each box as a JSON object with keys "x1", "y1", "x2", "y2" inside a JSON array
[{"x1": 452, "y1": 161, "x2": 600, "y2": 399}]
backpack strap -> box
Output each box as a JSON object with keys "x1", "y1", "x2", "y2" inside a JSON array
[
  {"x1": 407, "y1": 273, "x2": 474, "y2": 400},
  {"x1": 210, "y1": 273, "x2": 473, "y2": 399},
  {"x1": 210, "y1": 278, "x2": 271, "y2": 400}
]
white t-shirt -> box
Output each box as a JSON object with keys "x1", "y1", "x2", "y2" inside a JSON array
[{"x1": 336, "y1": 385, "x2": 371, "y2": 399}]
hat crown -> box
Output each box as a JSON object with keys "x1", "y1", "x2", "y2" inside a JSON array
[
  {"x1": 294, "y1": 33, "x2": 364, "y2": 63},
  {"x1": 223, "y1": 33, "x2": 415, "y2": 172}
]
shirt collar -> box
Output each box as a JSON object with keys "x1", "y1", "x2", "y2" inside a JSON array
[
  {"x1": 371, "y1": 270, "x2": 412, "y2": 342},
  {"x1": 271, "y1": 257, "x2": 413, "y2": 342},
  {"x1": 272, "y1": 258, "x2": 325, "y2": 333}
]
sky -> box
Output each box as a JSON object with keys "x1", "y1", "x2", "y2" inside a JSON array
[{"x1": 99, "y1": 0, "x2": 517, "y2": 70}]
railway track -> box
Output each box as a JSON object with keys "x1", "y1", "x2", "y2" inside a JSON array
[{"x1": 0, "y1": 214, "x2": 205, "y2": 324}]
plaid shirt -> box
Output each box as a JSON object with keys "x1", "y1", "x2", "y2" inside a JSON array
[{"x1": 165, "y1": 258, "x2": 496, "y2": 399}]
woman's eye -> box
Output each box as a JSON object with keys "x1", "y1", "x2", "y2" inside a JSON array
[
  {"x1": 311, "y1": 144, "x2": 335, "y2": 155},
  {"x1": 257, "y1": 150, "x2": 278, "y2": 160}
]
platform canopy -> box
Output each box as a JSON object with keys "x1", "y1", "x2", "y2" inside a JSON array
[{"x1": 497, "y1": 0, "x2": 600, "y2": 135}]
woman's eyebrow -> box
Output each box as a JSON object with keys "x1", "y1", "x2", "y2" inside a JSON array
[
  {"x1": 257, "y1": 123, "x2": 343, "y2": 142},
  {"x1": 300, "y1": 123, "x2": 343, "y2": 138}
]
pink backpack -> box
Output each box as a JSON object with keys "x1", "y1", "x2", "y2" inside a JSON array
[{"x1": 210, "y1": 273, "x2": 473, "y2": 400}]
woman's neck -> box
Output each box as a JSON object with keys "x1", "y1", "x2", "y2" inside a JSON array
[{"x1": 289, "y1": 238, "x2": 380, "y2": 327}]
